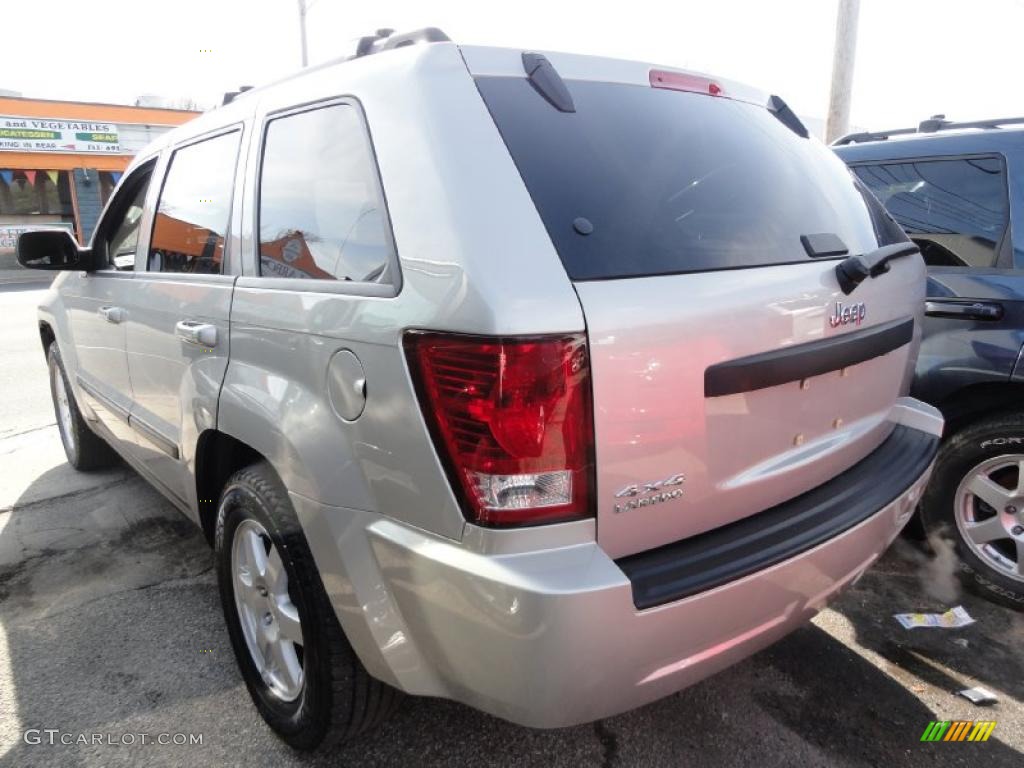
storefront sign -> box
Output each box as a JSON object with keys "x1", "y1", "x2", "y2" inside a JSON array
[{"x1": 0, "y1": 116, "x2": 121, "y2": 154}]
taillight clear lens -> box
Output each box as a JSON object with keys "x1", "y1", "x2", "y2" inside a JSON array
[{"x1": 404, "y1": 332, "x2": 595, "y2": 527}]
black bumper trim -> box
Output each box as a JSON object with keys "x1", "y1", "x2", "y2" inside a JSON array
[
  {"x1": 704, "y1": 317, "x2": 914, "y2": 397},
  {"x1": 615, "y1": 424, "x2": 938, "y2": 610}
]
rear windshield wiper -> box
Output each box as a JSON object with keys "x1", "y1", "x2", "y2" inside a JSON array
[{"x1": 835, "y1": 242, "x2": 920, "y2": 295}]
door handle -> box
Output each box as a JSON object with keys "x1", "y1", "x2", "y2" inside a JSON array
[
  {"x1": 98, "y1": 305, "x2": 125, "y2": 324},
  {"x1": 175, "y1": 320, "x2": 217, "y2": 348},
  {"x1": 925, "y1": 300, "x2": 1004, "y2": 321}
]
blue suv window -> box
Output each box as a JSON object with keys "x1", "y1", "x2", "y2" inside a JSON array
[{"x1": 851, "y1": 157, "x2": 1008, "y2": 268}]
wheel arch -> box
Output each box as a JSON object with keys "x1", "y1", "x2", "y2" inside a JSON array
[
  {"x1": 194, "y1": 429, "x2": 267, "y2": 546},
  {"x1": 39, "y1": 320, "x2": 55, "y2": 353},
  {"x1": 934, "y1": 381, "x2": 1024, "y2": 438}
]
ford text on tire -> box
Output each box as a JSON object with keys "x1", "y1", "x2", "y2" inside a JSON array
[{"x1": 19, "y1": 29, "x2": 942, "y2": 749}]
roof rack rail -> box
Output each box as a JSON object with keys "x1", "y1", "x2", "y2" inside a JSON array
[
  {"x1": 833, "y1": 114, "x2": 1024, "y2": 145},
  {"x1": 219, "y1": 27, "x2": 450, "y2": 109}
]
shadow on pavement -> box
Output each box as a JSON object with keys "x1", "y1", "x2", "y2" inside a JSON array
[
  {"x1": 1, "y1": 455, "x2": 1021, "y2": 766},
  {"x1": 320, "y1": 615, "x2": 1022, "y2": 768},
  {"x1": 831, "y1": 538, "x2": 1024, "y2": 728},
  {"x1": 0, "y1": 457, "x2": 232, "y2": 767}
]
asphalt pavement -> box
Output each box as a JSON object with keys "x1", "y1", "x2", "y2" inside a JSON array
[{"x1": 0, "y1": 283, "x2": 1021, "y2": 767}]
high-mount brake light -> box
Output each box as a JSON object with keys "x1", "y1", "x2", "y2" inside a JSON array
[
  {"x1": 404, "y1": 332, "x2": 595, "y2": 527},
  {"x1": 649, "y1": 69, "x2": 724, "y2": 97}
]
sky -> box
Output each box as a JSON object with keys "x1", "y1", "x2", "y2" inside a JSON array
[{"x1": 3, "y1": 0, "x2": 1024, "y2": 131}]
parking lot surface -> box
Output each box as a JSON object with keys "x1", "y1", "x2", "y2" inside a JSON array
[{"x1": 1, "y1": 283, "x2": 1021, "y2": 767}]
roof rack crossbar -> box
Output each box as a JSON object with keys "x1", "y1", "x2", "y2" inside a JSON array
[{"x1": 833, "y1": 115, "x2": 1024, "y2": 145}]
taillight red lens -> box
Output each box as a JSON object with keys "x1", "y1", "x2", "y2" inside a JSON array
[
  {"x1": 649, "y1": 69, "x2": 724, "y2": 96},
  {"x1": 404, "y1": 332, "x2": 595, "y2": 527}
]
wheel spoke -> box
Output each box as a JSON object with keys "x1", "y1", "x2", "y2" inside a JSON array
[
  {"x1": 965, "y1": 515, "x2": 1008, "y2": 546},
  {"x1": 1014, "y1": 540, "x2": 1024, "y2": 577},
  {"x1": 235, "y1": 575, "x2": 258, "y2": 610},
  {"x1": 277, "y1": 642, "x2": 303, "y2": 692},
  {"x1": 275, "y1": 600, "x2": 303, "y2": 646},
  {"x1": 265, "y1": 547, "x2": 286, "y2": 593},
  {"x1": 257, "y1": 629, "x2": 274, "y2": 675},
  {"x1": 967, "y1": 473, "x2": 1012, "y2": 511},
  {"x1": 1017, "y1": 459, "x2": 1024, "y2": 495},
  {"x1": 244, "y1": 529, "x2": 268, "y2": 579}
]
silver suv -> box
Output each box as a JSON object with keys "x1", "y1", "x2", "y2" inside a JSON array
[{"x1": 19, "y1": 29, "x2": 943, "y2": 750}]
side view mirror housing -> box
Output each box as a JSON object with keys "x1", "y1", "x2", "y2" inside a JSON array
[{"x1": 16, "y1": 229, "x2": 94, "y2": 271}]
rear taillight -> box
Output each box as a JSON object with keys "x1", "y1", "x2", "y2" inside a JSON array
[{"x1": 404, "y1": 332, "x2": 595, "y2": 527}]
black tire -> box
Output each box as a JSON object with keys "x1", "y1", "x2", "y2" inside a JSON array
[
  {"x1": 47, "y1": 344, "x2": 119, "y2": 471},
  {"x1": 215, "y1": 462, "x2": 401, "y2": 750},
  {"x1": 920, "y1": 412, "x2": 1024, "y2": 610}
]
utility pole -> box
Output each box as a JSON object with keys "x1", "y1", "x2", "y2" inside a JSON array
[
  {"x1": 297, "y1": 0, "x2": 310, "y2": 68},
  {"x1": 825, "y1": 0, "x2": 860, "y2": 144}
]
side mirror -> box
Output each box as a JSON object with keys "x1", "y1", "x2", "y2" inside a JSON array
[{"x1": 16, "y1": 229, "x2": 93, "y2": 271}]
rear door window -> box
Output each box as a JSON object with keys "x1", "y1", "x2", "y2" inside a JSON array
[
  {"x1": 148, "y1": 130, "x2": 241, "y2": 275},
  {"x1": 476, "y1": 77, "x2": 897, "y2": 280},
  {"x1": 851, "y1": 157, "x2": 1009, "y2": 268}
]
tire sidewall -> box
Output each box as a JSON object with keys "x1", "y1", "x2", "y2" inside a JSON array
[
  {"x1": 47, "y1": 345, "x2": 81, "y2": 467},
  {"x1": 215, "y1": 473, "x2": 330, "y2": 745},
  {"x1": 921, "y1": 420, "x2": 1024, "y2": 609}
]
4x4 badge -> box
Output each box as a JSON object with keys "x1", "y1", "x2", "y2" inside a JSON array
[{"x1": 614, "y1": 473, "x2": 685, "y2": 513}]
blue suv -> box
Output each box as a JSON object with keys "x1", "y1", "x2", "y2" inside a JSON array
[{"x1": 836, "y1": 117, "x2": 1024, "y2": 607}]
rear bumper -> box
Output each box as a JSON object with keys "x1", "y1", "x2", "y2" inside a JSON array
[{"x1": 295, "y1": 401, "x2": 941, "y2": 729}]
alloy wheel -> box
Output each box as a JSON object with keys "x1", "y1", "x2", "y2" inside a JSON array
[
  {"x1": 955, "y1": 454, "x2": 1024, "y2": 583},
  {"x1": 231, "y1": 519, "x2": 305, "y2": 701}
]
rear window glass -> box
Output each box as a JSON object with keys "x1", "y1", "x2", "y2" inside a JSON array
[{"x1": 476, "y1": 77, "x2": 899, "y2": 280}]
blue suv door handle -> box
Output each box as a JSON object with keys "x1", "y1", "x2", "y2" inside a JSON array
[{"x1": 924, "y1": 299, "x2": 1003, "y2": 321}]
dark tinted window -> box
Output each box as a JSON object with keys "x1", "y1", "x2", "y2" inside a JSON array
[
  {"x1": 258, "y1": 104, "x2": 393, "y2": 283},
  {"x1": 149, "y1": 131, "x2": 240, "y2": 274},
  {"x1": 477, "y1": 77, "x2": 895, "y2": 280},
  {"x1": 852, "y1": 157, "x2": 1008, "y2": 268}
]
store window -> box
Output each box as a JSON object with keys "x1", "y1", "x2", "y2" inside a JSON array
[
  {"x1": 148, "y1": 130, "x2": 240, "y2": 275},
  {"x1": 0, "y1": 170, "x2": 75, "y2": 256},
  {"x1": 99, "y1": 171, "x2": 123, "y2": 207},
  {"x1": 258, "y1": 104, "x2": 394, "y2": 283}
]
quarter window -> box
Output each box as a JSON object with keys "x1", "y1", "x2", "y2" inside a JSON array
[
  {"x1": 105, "y1": 173, "x2": 151, "y2": 271},
  {"x1": 258, "y1": 104, "x2": 394, "y2": 283},
  {"x1": 852, "y1": 157, "x2": 1009, "y2": 268},
  {"x1": 148, "y1": 131, "x2": 241, "y2": 274}
]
